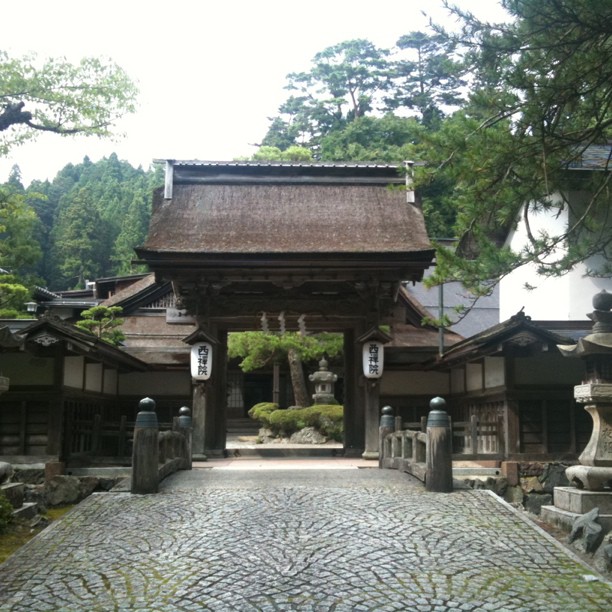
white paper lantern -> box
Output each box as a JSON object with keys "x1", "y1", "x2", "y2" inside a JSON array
[
  {"x1": 363, "y1": 341, "x2": 384, "y2": 379},
  {"x1": 190, "y1": 342, "x2": 213, "y2": 380}
]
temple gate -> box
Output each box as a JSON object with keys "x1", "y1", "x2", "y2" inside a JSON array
[{"x1": 135, "y1": 161, "x2": 434, "y2": 458}]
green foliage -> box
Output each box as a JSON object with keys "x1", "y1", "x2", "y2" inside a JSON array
[
  {"x1": 387, "y1": 31, "x2": 467, "y2": 127},
  {"x1": 257, "y1": 33, "x2": 466, "y2": 238},
  {"x1": 14, "y1": 155, "x2": 160, "y2": 289},
  {"x1": 252, "y1": 404, "x2": 344, "y2": 440},
  {"x1": 75, "y1": 305, "x2": 125, "y2": 346},
  {"x1": 228, "y1": 331, "x2": 342, "y2": 373},
  {"x1": 247, "y1": 402, "x2": 279, "y2": 427},
  {"x1": 263, "y1": 39, "x2": 391, "y2": 150},
  {"x1": 50, "y1": 187, "x2": 109, "y2": 288},
  {"x1": 0, "y1": 273, "x2": 29, "y2": 318},
  {"x1": 0, "y1": 186, "x2": 41, "y2": 279},
  {"x1": 422, "y1": 0, "x2": 612, "y2": 287},
  {"x1": 0, "y1": 492, "x2": 13, "y2": 534},
  {"x1": 0, "y1": 50, "x2": 138, "y2": 155}
]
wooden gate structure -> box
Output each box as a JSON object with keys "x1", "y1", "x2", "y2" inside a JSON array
[{"x1": 135, "y1": 161, "x2": 434, "y2": 458}]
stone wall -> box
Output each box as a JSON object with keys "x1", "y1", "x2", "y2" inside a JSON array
[{"x1": 456, "y1": 461, "x2": 570, "y2": 516}]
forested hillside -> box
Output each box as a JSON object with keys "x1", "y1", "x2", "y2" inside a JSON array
[{"x1": 2, "y1": 155, "x2": 162, "y2": 292}]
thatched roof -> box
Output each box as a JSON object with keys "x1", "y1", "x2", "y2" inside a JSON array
[{"x1": 137, "y1": 162, "x2": 433, "y2": 263}]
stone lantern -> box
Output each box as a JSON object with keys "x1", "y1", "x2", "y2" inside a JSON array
[
  {"x1": 558, "y1": 290, "x2": 612, "y2": 490},
  {"x1": 309, "y1": 358, "x2": 338, "y2": 405}
]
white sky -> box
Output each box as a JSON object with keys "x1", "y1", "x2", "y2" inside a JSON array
[{"x1": 0, "y1": 0, "x2": 509, "y2": 185}]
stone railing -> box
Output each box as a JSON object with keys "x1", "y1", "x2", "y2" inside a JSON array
[
  {"x1": 380, "y1": 427, "x2": 428, "y2": 481},
  {"x1": 379, "y1": 398, "x2": 453, "y2": 492},
  {"x1": 131, "y1": 398, "x2": 193, "y2": 494}
]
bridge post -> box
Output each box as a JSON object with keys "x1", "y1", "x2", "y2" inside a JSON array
[
  {"x1": 131, "y1": 397, "x2": 159, "y2": 494},
  {"x1": 177, "y1": 406, "x2": 193, "y2": 470},
  {"x1": 425, "y1": 397, "x2": 453, "y2": 492},
  {"x1": 378, "y1": 406, "x2": 395, "y2": 468}
]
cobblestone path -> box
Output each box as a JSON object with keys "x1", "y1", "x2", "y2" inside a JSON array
[{"x1": 1, "y1": 467, "x2": 611, "y2": 611}]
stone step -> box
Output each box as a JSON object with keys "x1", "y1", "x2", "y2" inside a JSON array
[
  {"x1": 12, "y1": 502, "x2": 38, "y2": 520},
  {"x1": 541, "y1": 505, "x2": 612, "y2": 534},
  {"x1": 227, "y1": 447, "x2": 344, "y2": 458},
  {"x1": 227, "y1": 419, "x2": 259, "y2": 433},
  {"x1": 1, "y1": 482, "x2": 24, "y2": 509},
  {"x1": 553, "y1": 486, "x2": 612, "y2": 514}
]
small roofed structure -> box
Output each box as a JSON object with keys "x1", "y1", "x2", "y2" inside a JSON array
[{"x1": 0, "y1": 315, "x2": 148, "y2": 463}]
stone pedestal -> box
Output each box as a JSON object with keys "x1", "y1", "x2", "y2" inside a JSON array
[{"x1": 542, "y1": 487, "x2": 612, "y2": 533}]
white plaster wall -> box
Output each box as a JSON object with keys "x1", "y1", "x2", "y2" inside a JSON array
[
  {"x1": 500, "y1": 201, "x2": 571, "y2": 320},
  {"x1": 450, "y1": 368, "x2": 465, "y2": 394},
  {"x1": 63, "y1": 356, "x2": 84, "y2": 389},
  {"x1": 85, "y1": 363, "x2": 103, "y2": 392},
  {"x1": 514, "y1": 353, "x2": 584, "y2": 385},
  {"x1": 103, "y1": 368, "x2": 118, "y2": 395},
  {"x1": 484, "y1": 357, "x2": 505, "y2": 388},
  {"x1": 466, "y1": 363, "x2": 483, "y2": 392},
  {"x1": 381, "y1": 370, "x2": 449, "y2": 396},
  {"x1": 0, "y1": 353, "x2": 54, "y2": 386},
  {"x1": 500, "y1": 196, "x2": 612, "y2": 321},
  {"x1": 118, "y1": 371, "x2": 192, "y2": 396}
]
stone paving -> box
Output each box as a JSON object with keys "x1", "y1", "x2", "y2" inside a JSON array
[{"x1": 1, "y1": 464, "x2": 611, "y2": 611}]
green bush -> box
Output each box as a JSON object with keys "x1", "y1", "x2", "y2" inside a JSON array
[
  {"x1": 311, "y1": 404, "x2": 344, "y2": 441},
  {"x1": 0, "y1": 492, "x2": 13, "y2": 534},
  {"x1": 263, "y1": 404, "x2": 344, "y2": 440},
  {"x1": 247, "y1": 402, "x2": 279, "y2": 427},
  {"x1": 269, "y1": 409, "x2": 305, "y2": 435}
]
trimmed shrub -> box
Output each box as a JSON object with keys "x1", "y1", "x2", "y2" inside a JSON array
[
  {"x1": 311, "y1": 405, "x2": 344, "y2": 441},
  {"x1": 264, "y1": 404, "x2": 344, "y2": 440},
  {"x1": 0, "y1": 492, "x2": 13, "y2": 534},
  {"x1": 247, "y1": 402, "x2": 279, "y2": 427},
  {"x1": 269, "y1": 409, "x2": 305, "y2": 435}
]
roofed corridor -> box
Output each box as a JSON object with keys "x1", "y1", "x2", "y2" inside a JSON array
[{"x1": 1, "y1": 464, "x2": 611, "y2": 611}]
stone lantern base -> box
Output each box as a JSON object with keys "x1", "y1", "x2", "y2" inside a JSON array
[{"x1": 541, "y1": 487, "x2": 612, "y2": 534}]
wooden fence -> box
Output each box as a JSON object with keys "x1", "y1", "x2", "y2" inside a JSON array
[{"x1": 399, "y1": 414, "x2": 505, "y2": 460}]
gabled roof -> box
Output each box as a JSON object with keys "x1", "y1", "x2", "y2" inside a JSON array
[
  {"x1": 101, "y1": 274, "x2": 172, "y2": 313},
  {"x1": 424, "y1": 310, "x2": 575, "y2": 370},
  {"x1": 136, "y1": 162, "x2": 434, "y2": 282},
  {"x1": 387, "y1": 286, "x2": 463, "y2": 354},
  {"x1": 19, "y1": 315, "x2": 149, "y2": 372},
  {"x1": 98, "y1": 274, "x2": 194, "y2": 367},
  {"x1": 0, "y1": 325, "x2": 22, "y2": 348}
]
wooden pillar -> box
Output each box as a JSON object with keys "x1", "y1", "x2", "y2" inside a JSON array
[
  {"x1": 49, "y1": 352, "x2": 66, "y2": 459},
  {"x1": 191, "y1": 382, "x2": 207, "y2": 459},
  {"x1": 203, "y1": 327, "x2": 227, "y2": 457},
  {"x1": 504, "y1": 358, "x2": 520, "y2": 458},
  {"x1": 343, "y1": 327, "x2": 365, "y2": 456},
  {"x1": 362, "y1": 379, "x2": 381, "y2": 460}
]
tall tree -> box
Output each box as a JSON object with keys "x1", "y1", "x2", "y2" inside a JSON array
[
  {"x1": 0, "y1": 186, "x2": 41, "y2": 279},
  {"x1": 424, "y1": 0, "x2": 612, "y2": 292},
  {"x1": 0, "y1": 51, "x2": 138, "y2": 155},
  {"x1": 50, "y1": 187, "x2": 111, "y2": 288},
  {"x1": 385, "y1": 31, "x2": 467, "y2": 127},
  {"x1": 262, "y1": 39, "x2": 390, "y2": 150},
  {"x1": 0, "y1": 185, "x2": 39, "y2": 316},
  {"x1": 111, "y1": 188, "x2": 151, "y2": 275}
]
